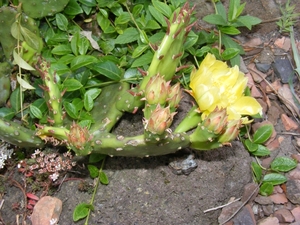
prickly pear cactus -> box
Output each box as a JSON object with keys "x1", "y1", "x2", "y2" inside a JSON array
[
  {"x1": 0, "y1": 6, "x2": 41, "y2": 59},
  {"x1": 0, "y1": 62, "x2": 11, "y2": 106},
  {"x1": 0, "y1": 118, "x2": 44, "y2": 148},
  {"x1": 19, "y1": 0, "x2": 70, "y2": 19}
]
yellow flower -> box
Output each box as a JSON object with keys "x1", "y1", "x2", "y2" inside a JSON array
[{"x1": 188, "y1": 53, "x2": 262, "y2": 123}]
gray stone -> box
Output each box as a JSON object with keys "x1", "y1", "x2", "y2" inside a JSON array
[
  {"x1": 286, "y1": 180, "x2": 300, "y2": 204},
  {"x1": 255, "y1": 195, "x2": 274, "y2": 205},
  {"x1": 232, "y1": 204, "x2": 256, "y2": 225},
  {"x1": 255, "y1": 63, "x2": 271, "y2": 73},
  {"x1": 272, "y1": 55, "x2": 295, "y2": 83}
]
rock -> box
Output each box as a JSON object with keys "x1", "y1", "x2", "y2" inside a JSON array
[
  {"x1": 218, "y1": 201, "x2": 242, "y2": 224},
  {"x1": 31, "y1": 196, "x2": 62, "y2": 225},
  {"x1": 269, "y1": 193, "x2": 288, "y2": 204},
  {"x1": 286, "y1": 180, "x2": 300, "y2": 204},
  {"x1": 254, "y1": 195, "x2": 273, "y2": 205},
  {"x1": 257, "y1": 216, "x2": 279, "y2": 225},
  {"x1": 241, "y1": 183, "x2": 259, "y2": 203},
  {"x1": 262, "y1": 204, "x2": 274, "y2": 216},
  {"x1": 272, "y1": 55, "x2": 294, "y2": 83},
  {"x1": 255, "y1": 63, "x2": 271, "y2": 73},
  {"x1": 232, "y1": 204, "x2": 256, "y2": 225},
  {"x1": 291, "y1": 206, "x2": 300, "y2": 222},
  {"x1": 281, "y1": 113, "x2": 299, "y2": 131},
  {"x1": 288, "y1": 164, "x2": 300, "y2": 180},
  {"x1": 274, "y1": 208, "x2": 295, "y2": 223}
]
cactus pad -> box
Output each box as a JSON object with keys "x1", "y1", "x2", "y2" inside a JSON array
[{"x1": 19, "y1": 0, "x2": 70, "y2": 19}]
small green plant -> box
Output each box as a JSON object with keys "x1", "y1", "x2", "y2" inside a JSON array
[
  {"x1": 202, "y1": 0, "x2": 261, "y2": 66},
  {"x1": 73, "y1": 154, "x2": 108, "y2": 223},
  {"x1": 276, "y1": 0, "x2": 300, "y2": 34},
  {"x1": 241, "y1": 124, "x2": 297, "y2": 195},
  {"x1": 252, "y1": 157, "x2": 297, "y2": 196}
]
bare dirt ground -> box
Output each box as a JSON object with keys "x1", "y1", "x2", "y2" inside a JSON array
[{"x1": 0, "y1": 0, "x2": 300, "y2": 224}]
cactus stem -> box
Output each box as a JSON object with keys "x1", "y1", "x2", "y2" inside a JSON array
[
  {"x1": 173, "y1": 27, "x2": 183, "y2": 39},
  {"x1": 158, "y1": 55, "x2": 164, "y2": 60}
]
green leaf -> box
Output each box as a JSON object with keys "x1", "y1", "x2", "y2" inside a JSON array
[
  {"x1": 55, "y1": 13, "x2": 69, "y2": 31},
  {"x1": 115, "y1": 12, "x2": 131, "y2": 25},
  {"x1": 70, "y1": 55, "x2": 98, "y2": 71},
  {"x1": 253, "y1": 124, "x2": 273, "y2": 144},
  {"x1": 152, "y1": 0, "x2": 172, "y2": 17},
  {"x1": 88, "y1": 164, "x2": 99, "y2": 178},
  {"x1": 85, "y1": 88, "x2": 101, "y2": 100},
  {"x1": 145, "y1": 20, "x2": 161, "y2": 30},
  {"x1": 221, "y1": 48, "x2": 240, "y2": 60},
  {"x1": 89, "y1": 153, "x2": 106, "y2": 163},
  {"x1": 132, "y1": 45, "x2": 149, "y2": 58},
  {"x1": 91, "y1": 61, "x2": 122, "y2": 81},
  {"x1": 64, "y1": 0, "x2": 83, "y2": 16},
  {"x1": 263, "y1": 173, "x2": 287, "y2": 185},
  {"x1": 244, "y1": 139, "x2": 258, "y2": 152},
  {"x1": 51, "y1": 44, "x2": 72, "y2": 55},
  {"x1": 203, "y1": 14, "x2": 228, "y2": 26},
  {"x1": 271, "y1": 157, "x2": 297, "y2": 172},
  {"x1": 99, "y1": 171, "x2": 109, "y2": 185},
  {"x1": 71, "y1": 32, "x2": 79, "y2": 56},
  {"x1": 84, "y1": 94, "x2": 93, "y2": 111},
  {"x1": 251, "y1": 162, "x2": 262, "y2": 183},
  {"x1": 78, "y1": 37, "x2": 90, "y2": 55},
  {"x1": 0, "y1": 108, "x2": 15, "y2": 120},
  {"x1": 237, "y1": 15, "x2": 261, "y2": 29},
  {"x1": 10, "y1": 87, "x2": 22, "y2": 112},
  {"x1": 73, "y1": 203, "x2": 93, "y2": 221},
  {"x1": 64, "y1": 102, "x2": 78, "y2": 119},
  {"x1": 78, "y1": 120, "x2": 92, "y2": 129},
  {"x1": 79, "y1": 0, "x2": 97, "y2": 7},
  {"x1": 259, "y1": 182, "x2": 274, "y2": 196},
  {"x1": 63, "y1": 79, "x2": 83, "y2": 92},
  {"x1": 29, "y1": 105, "x2": 43, "y2": 119},
  {"x1": 13, "y1": 50, "x2": 35, "y2": 71},
  {"x1": 132, "y1": 4, "x2": 144, "y2": 18},
  {"x1": 115, "y1": 27, "x2": 139, "y2": 44},
  {"x1": 219, "y1": 26, "x2": 241, "y2": 35},
  {"x1": 251, "y1": 144, "x2": 270, "y2": 157},
  {"x1": 17, "y1": 76, "x2": 35, "y2": 90},
  {"x1": 131, "y1": 50, "x2": 153, "y2": 67},
  {"x1": 20, "y1": 26, "x2": 41, "y2": 51},
  {"x1": 72, "y1": 98, "x2": 84, "y2": 111},
  {"x1": 148, "y1": 5, "x2": 167, "y2": 27}
]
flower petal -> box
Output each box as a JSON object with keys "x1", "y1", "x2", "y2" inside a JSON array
[{"x1": 231, "y1": 96, "x2": 262, "y2": 116}]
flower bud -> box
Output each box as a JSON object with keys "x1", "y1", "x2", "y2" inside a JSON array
[
  {"x1": 167, "y1": 83, "x2": 182, "y2": 109},
  {"x1": 67, "y1": 122, "x2": 93, "y2": 152},
  {"x1": 144, "y1": 75, "x2": 170, "y2": 105},
  {"x1": 145, "y1": 105, "x2": 176, "y2": 135},
  {"x1": 218, "y1": 119, "x2": 242, "y2": 143},
  {"x1": 203, "y1": 107, "x2": 228, "y2": 134}
]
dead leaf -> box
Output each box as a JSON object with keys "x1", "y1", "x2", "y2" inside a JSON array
[
  {"x1": 248, "y1": 63, "x2": 267, "y2": 83},
  {"x1": 281, "y1": 113, "x2": 299, "y2": 131},
  {"x1": 278, "y1": 84, "x2": 300, "y2": 118},
  {"x1": 80, "y1": 30, "x2": 100, "y2": 51},
  {"x1": 266, "y1": 79, "x2": 281, "y2": 93}
]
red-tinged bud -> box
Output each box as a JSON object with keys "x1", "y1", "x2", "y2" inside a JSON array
[
  {"x1": 167, "y1": 83, "x2": 182, "y2": 109},
  {"x1": 203, "y1": 107, "x2": 228, "y2": 134},
  {"x1": 218, "y1": 119, "x2": 242, "y2": 143},
  {"x1": 145, "y1": 105, "x2": 176, "y2": 135},
  {"x1": 66, "y1": 122, "x2": 93, "y2": 154},
  {"x1": 144, "y1": 75, "x2": 170, "y2": 105}
]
